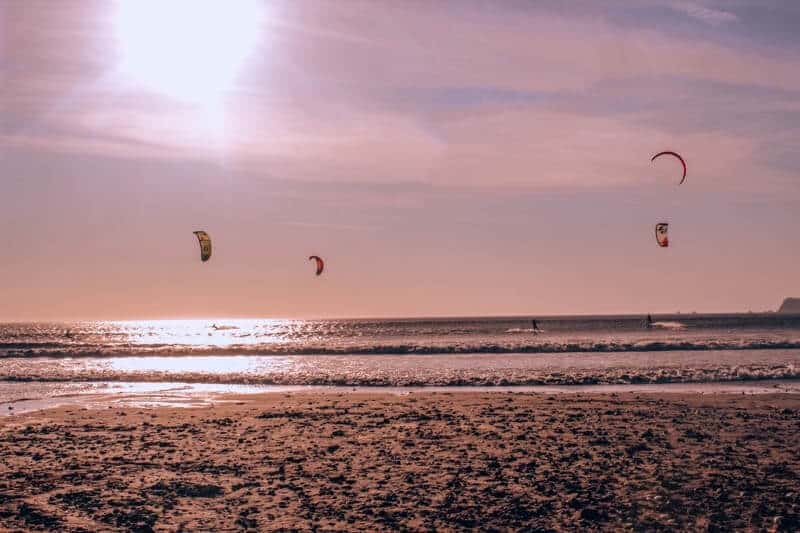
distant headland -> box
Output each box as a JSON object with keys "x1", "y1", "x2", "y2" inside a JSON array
[{"x1": 778, "y1": 298, "x2": 800, "y2": 313}]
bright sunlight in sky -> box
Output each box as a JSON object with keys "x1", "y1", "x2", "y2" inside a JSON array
[{"x1": 113, "y1": 0, "x2": 263, "y2": 106}]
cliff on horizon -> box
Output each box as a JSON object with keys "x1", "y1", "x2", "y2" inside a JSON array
[{"x1": 778, "y1": 298, "x2": 800, "y2": 313}]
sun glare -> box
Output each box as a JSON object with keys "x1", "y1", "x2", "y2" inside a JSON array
[{"x1": 114, "y1": 0, "x2": 263, "y2": 105}]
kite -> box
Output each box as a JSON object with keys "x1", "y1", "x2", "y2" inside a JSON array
[
  {"x1": 193, "y1": 231, "x2": 212, "y2": 262},
  {"x1": 309, "y1": 255, "x2": 324, "y2": 276},
  {"x1": 655, "y1": 223, "x2": 669, "y2": 248},
  {"x1": 651, "y1": 151, "x2": 687, "y2": 185}
]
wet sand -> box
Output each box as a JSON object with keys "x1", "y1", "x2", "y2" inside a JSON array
[{"x1": 1, "y1": 392, "x2": 799, "y2": 531}]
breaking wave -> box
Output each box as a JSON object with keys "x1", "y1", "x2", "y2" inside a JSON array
[
  {"x1": 1, "y1": 360, "x2": 798, "y2": 387},
  {"x1": 3, "y1": 339, "x2": 800, "y2": 358}
]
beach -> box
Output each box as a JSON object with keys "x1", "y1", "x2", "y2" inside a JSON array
[
  {"x1": 2, "y1": 317, "x2": 799, "y2": 530},
  {"x1": 6, "y1": 0, "x2": 800, "y2": 529},
  {"x1": 2, "y1": 391, "x2": 799, "y2": 531}
]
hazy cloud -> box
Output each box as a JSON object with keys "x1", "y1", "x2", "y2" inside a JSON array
[{"x1": 669, "y1": 2, "x2": 739, "y2": 26}]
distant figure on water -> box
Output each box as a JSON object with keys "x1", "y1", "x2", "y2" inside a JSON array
[
  {"x1": 645, "y1": 314, "x2": 653, "y2": 329},
  {"x1": 531, "y1": 319, "x2": 540, "y2": 334}
]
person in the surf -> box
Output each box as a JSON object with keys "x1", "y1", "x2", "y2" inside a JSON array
[
  {"x1": 531, "y1": 319, "x2": 539, "y2": 334},
  {"x1": 645, "y1": 314, "x2": 653, "y2": 329}
]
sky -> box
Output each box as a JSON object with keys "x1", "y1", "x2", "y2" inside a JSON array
[{"x1": 1, "y1": 0, "x2": 799, "y2": 320}]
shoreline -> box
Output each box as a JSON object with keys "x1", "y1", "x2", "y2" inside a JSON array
[
  {"x1": 3, "y1": 378, "x2": 800, "y2": 417},
  {"x1": 1, "y1": 391, "x2": 798, "y2": 530}
]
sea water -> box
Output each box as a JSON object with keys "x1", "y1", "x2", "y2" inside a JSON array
[{"x1": 1, "y1": 314, "x2": 798, "y2": 386}]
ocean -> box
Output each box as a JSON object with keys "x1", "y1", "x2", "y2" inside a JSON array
[{"x1": 1, "y1": 313, "x2": 799, "y2": 387}]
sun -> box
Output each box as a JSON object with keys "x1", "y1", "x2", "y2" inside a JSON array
[{"x1": 114, "y1": 0, "x2": 263, "y2": 105}]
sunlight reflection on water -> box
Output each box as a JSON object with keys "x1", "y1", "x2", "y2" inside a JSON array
[
  {"x1": 106, "y1": 355, "x2": 294, "y2": 374},
  {"x1": 112, "y1": 319, "x2": 300, "y2": 348}
]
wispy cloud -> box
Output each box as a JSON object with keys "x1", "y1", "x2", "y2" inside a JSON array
[{"x1": 669, "y1": 2, "x2": 739, "y2": 26}]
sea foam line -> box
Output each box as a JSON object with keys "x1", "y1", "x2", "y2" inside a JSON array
[
  {"x1": 1, "y1": 364, "x2": 799, "y2": 387},
  {"x1": 3, "y1": 339, "x2": 800, "y2": 358}
]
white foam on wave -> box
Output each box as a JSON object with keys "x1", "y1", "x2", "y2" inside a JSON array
[
  {"x1": 6, "y1": 336, "x2": 800, "y2": 357},
  {"x1": 2, "y1": 350, "x2": 800, "y2": 387},
  {"x1": 652, "y1": 321, "x2": 686, "y2": 329}
]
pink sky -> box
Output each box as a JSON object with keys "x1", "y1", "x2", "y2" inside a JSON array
[{"x1": 1, "y1": 1, "x2": 799, "y2": 320}]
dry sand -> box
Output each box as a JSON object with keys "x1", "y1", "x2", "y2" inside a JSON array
[{"x1": 1, "y1": 392, "x2": 799, "y2": 531}]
